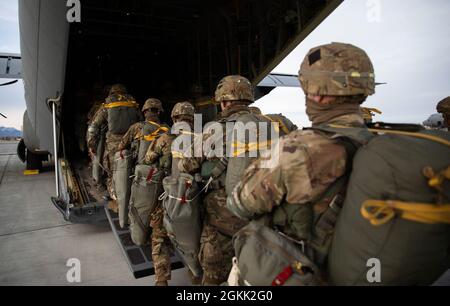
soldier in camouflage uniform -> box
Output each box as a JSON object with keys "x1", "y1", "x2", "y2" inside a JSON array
[
  {"x1": 118, "y1": 98, "x2": 167, "y2": 154},
  {"x1": 436, "y1": 97, "x2": 450, "y2": 131},
  {"x1": 179, "y1": 76, "x2": 294, "y2": 285},
  {"x1": 144, "y1": 102, "x2": 196, "y2": 286},
  {"x1": 87, "y1": 84, "x2": 142, "y2": 207},
  {"x1": 227, "y1": 43, "x2": 376, "y2": 274}
]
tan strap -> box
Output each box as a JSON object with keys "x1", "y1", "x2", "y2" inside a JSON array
[
  {"x1": 260, "y1": 114, "x2": 291, "y2": 135},
  {"x1": 328, "y1": 124, "x2": 450, "y2": 148}
]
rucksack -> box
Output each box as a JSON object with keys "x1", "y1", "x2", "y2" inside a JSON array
[
  {"x1": 136, "y1": 121, "x2": 169, "y2": 164},
  {"x1": 329, "y1": 125, "x2": 450, "y2": 285},
  {"x1": 128, "y1": 164, "x2": 165, "y2": 246},
  {"x1": 161, "y1": 173, "x2": 204, "y2": 278},
  {"x1": 104, "y1": 94, "x2": 142, "y2": 135},
  {"x1": 225, "y1": 112, "x2": 294, "y2": 196}
]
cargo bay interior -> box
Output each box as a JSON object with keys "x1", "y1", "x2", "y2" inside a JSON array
[{"x1": 59, "y1": 0, "x2": 336, "y2": 205}]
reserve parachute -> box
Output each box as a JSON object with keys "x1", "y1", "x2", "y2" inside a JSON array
[
  {"x1": 329, "y1": 125, "x2": 450, "y2": 285},
  {"x1": 161, "y1": 173, "x2": 203, "y2": 277},
  {"x1": 128, "y1": 165, "x2": 165, "y2": 246}
]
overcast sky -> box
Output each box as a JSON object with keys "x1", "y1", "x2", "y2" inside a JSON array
[{"x1": 1, "y1": 0, "x2": 449, "y2": 129}]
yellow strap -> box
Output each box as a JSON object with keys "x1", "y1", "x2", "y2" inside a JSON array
[
  {"x1": 427, "y1": 166, "x2": 450, "y2": 189},
  {"x1": 328, "y1": 124, "x2": 450, "y2": 148},
  {"x1": 365, "y1": 108, "x2": 382, "y2": 115},
  {"x1": 102, "y1": 101, "x2": 139, "y2": 109},
  {"x1": 231, "y1": 140, "x2": 272, "y2": 157},
  {"x1": 361, "y1": 200, "x2": 450, "y2": 226},
  {"x1": 260, "y1": 115, "x2": 279, "y2": 133},
  {"x1": 143, "y1": 126, "x2": 169, "y2": 142},
  {"x1": 260, "y1": 114, "x2": 291, "y2": 135}
]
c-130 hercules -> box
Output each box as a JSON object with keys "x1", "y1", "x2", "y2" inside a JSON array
[{"x1": 9, "y1": 0, "x2": 343, "y2": 278}]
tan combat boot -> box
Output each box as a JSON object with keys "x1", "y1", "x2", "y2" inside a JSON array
[
  {"x1": 108, "y1": 200, "x2": 119, "y2": 213},
  {"x1": 155, "y1": 280, "x2": 168, "y2": 286}
]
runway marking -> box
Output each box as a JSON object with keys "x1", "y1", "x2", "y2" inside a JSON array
[{"x1": 0, "y1": 223, "x2": 73, "y2": 238}]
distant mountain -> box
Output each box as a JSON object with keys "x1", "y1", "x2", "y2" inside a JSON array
[{"x1": 0, "y1": 126, "x2": 22, "y2": 138}]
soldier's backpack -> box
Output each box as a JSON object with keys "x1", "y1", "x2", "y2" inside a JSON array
[
  {"x1": 225, "y1": 112, "x2": 293, "y2": 196},
  {"x1": 136, "y1": 121, "x2": 169, "y2": 164},
  {"x1": 329, "y1": 125, "x2": 450, "y2": 286},
  {"x1": 161, "y1": 173, "x2": 204, "y2": 278},
  {"x1": 113, "y1": 150, "x2": 134, "y2": 228},
  {"x1": 128, "y1": 164, "x2": 165, "y2": 246},
  {"x1": 104, "y1": 94, "x2": 142, "y2": 135},
  {"x1": 193, "y1": 98, "x2": 219, "y2": 125},
  {"x1": 231, "y1": 220, "x2": 322, "y2": 286}
]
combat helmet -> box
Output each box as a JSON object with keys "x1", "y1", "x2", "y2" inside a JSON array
[
  {"x1": 215, "y1": 75, "x2": 254, "y2": 104},
  {"x1": 143, "y1": 98, "x2": 164, "y2": 113},
  {"x1": 171, "y1": 102, "x2": 195, "y2": 119},
  {"x1": 436, "y1": 97, "x2": 450, "y2": 115},
  {"x1": 109, "y1": 83, "x2": 127, "y2": 95},
  {"x1": 299, "y1": 42, "x2": 375, "y2": 97}
]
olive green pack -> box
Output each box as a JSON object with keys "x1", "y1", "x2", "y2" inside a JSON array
[
  {"x1": 225, "y1": 112, "x2": 287, "y2": 196},
  {"x1": 329, "y1": 128, "x2": 450, "y2": 286},
  {"x1": 233, "y1": 220, "x2": 322, "y2": 286},
  {"x1": 162, "y1": 173, "x2": 203, "y2": 277},
  {"x1": 106, "y1": 104, "x2": 141, "y2": 135},
  {"x1": 128, "y1": 164, "x2": 164, "y2": 246}
]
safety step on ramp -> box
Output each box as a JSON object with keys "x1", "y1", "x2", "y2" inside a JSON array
[{"x1": 105, "y1": 206, "x2": 185, "y2": 279}]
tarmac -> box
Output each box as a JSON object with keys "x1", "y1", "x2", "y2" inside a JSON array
[{"x1": 0, "y1": 141, "x2": 190, "y2": 286}]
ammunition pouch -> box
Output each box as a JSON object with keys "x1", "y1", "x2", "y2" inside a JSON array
[
  {"x1": 201, "y1": 158, "x2": 228, "y2": 190},
  {"x1": 161, "y1": 173, "x2": 203, "y2": 277},
  {"x1": 129, "y1": 164, "x2": 165, "y2": 246},
  {"x1": 232, "y1": 221, "x2": 322, "y2": 286}
]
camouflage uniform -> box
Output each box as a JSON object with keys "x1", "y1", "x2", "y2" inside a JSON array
[
  {"x1": 143, "y1": 102, "x2": 196, "y2": 286},
  {"x1": 436, "y1": 97, "x2": 450, "y2": 131},
  {"x1": 228, "y1": 43, "x2": 376, "y2": 274},
  {"x1": 87, "y1": 84, "x2": 142, "y2": 199}
]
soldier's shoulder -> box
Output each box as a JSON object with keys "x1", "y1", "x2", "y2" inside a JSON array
[
  {"x1": 280, "y1": 129, "x2": 335, "y2": 151},
  {"x1": 106, "y1": 93, "x2": 136, "y2": 103},
  {"x1": 157, "y1": 132, "x2": 174, "y2": 143}
]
